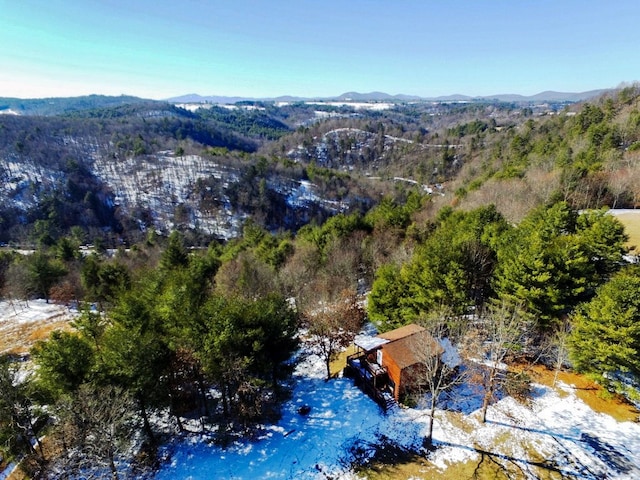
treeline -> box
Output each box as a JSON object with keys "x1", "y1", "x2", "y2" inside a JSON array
[
  {"x1": 369, "y1": 202, "x2": 627, "y2": 330},
  {"x1": 0, "y1": 105, "x2": 256, "y2": 159},
  {"x1": 0, "y1": 95, "x2": 149, "y2": 116},
  {"x1": 196, "y1": 104, "x2": 292, "y2": 140}
]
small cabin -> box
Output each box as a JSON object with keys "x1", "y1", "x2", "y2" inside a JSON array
[{"x1": 345, "y1": 324, "x2": 442, "y2": 409}]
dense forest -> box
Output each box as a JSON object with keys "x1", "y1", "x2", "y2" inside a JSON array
[{"x1": 1, "y1": 86, "x2": 640, "y2": 478}]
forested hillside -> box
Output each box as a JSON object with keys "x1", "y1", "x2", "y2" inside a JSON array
[
  {"x1": 0, "y1": 95, "x2": 151, "y2": 116},
  {"x1": 0, "y1": 93, "x2": 573, "y2": 246},
  {"x1": 4, "y1": 87, "x2": 640, "y2": 248},
  {"x1": 2, "y1": 86, "x2": 640, "y2": 478},
  {"x1": 443, "y1": 86, "x2": 640, "y2": 222}
]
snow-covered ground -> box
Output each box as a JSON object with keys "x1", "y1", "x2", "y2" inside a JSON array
[
  {"x1": 155, "y1": 356, "x2": 385, "y2": 480},
  {"x1": 0, "y1": 299, "x2": 77, "y2": 355},
  {"x1": 304, "y1": 102, "x2": 394, "y2": 111},
  {"x1": 0, "y1": 299, "x2": 70, "y2": 325},
  {"x1": 606, "y1": 209, "x2": 640, "y2": 216},
  {"x1": 2, "y1": 302, "x2": 638, "y2": 479},
  {"x1": 155, "y1": 352, "x2": 640, "y2": 480},
  {"x1": 92, "y1": 154, "x2": 247, "y2": 239},
  {"x1": 0, "y1": 299, "x2": 77, "y2": 479}
]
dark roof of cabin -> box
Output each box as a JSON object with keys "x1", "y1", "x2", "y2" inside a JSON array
[
  {"x1": 378, "y1": 324, "x2": 443, "y2": 370},
  {"x1": 378, "y1": 323, "x2": 426, "y2": 341}
]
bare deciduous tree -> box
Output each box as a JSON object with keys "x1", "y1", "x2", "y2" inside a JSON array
[
  {"x1": 411, "y1": 313, "x2": 468, "y2": 448},
  {"x1": 471, "y1": 302, "x2": 534, "y2": 423},
  {"x1": 538, "y1": 317, "x2": 572, "y2": 388},
  {"x1": 304, "y1": 289, "x2": 364, "y2": 380},
  {"x1": 214, "y1": 250, "x2": 277, "y2": 300},
  {"x1": 48, "y1": 384, "x2": 138, "y2": 480},
  {"x1": 3, "y1": 261, "x2": 33, "y2": 306},
  {"x1": 48, "y1": 280, "x2": 77, "y2": 307}
]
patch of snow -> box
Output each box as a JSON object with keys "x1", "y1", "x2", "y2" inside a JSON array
[
  {"x1": 606, "y1": 209, "x2": 640, "y2": 216},
  {"x1": 0, "y1": 158, "x2": 66, "y2": 210},
  {"x1": 0, "y1": 462, "x2": 18, "y2": 480},
  {"x1": 439, "y1": 338, "x2": 461, "y2": 368},
  {"x1": 384, "y1": 134, "x2": 414, "y2": 144},
  {"x1": 0, "y1": 299, "x2": 71, "y2": 327},
  {"x1": 174, "y1": 103, "x2": 215, "y2": 112},
  {"x1": 156, "y1": 350, "x2": 640, "y2": 479},
  {"x1": 91, "y1": 153, "x2": 246, "y2": 239},
  {"x1": 393, "y1": 176, "x2": 437, "y2": 193},
  {"x1": 353, "y1": 334, "x2": 388, "y2": 351},
  {"x1": 304, "y1": 102, "x2": 394, "y2": 111},
  {"x1": 156, "y1": 353, "x2": 385, "y2": 479},
  {"x1": 279, "y1": 179, "x2": 347, "y2": 213}
]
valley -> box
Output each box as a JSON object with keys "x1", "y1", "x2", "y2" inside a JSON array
[{"x1": 2, "y1": 87, "x2": 640, "y2": 479}]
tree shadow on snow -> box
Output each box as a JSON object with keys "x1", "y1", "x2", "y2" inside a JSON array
[
  {"x1": 433, "y1": 440, "x2": 591, "y2": 479},
  {"x1": 580, "y1": 432, "x2": 636, "y2": 475},
  {"x1": 481, "y1": 422, "x2": 638, "y2": 477}
]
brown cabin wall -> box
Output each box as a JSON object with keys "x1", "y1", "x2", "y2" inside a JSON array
[{"x1": 380, "y1": 348, "x2": 403, "y2": 400}]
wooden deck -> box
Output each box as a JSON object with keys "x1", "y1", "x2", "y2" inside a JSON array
[{"x1": 344, "y1": 353, "x2": 395, "y2": 412}]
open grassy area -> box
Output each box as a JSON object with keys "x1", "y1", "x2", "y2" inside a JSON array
[
  {"x1": 0, "y1": 311, "x2": 72, "y2": 356},
  {"x1": 330, "y1": 344, "x2": 359, "y2": 378},
  {"x1": 528, "y1": 364, "x2": 639, "y2": 423},
  {"x1": 611, "y1": 210, "x2": 640, "y2": 253}
]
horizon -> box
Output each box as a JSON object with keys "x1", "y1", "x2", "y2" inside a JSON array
[
  {"x1": 0, "y1": 86, "x2": 618, "y2": 103},
  {"x1": 1, "y1": 1, "x2": 639, "y2": 100}
]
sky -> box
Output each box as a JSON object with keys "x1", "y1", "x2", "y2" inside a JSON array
[{"x1": 1, "y1": 0, "x2": 639, "y2": 100}]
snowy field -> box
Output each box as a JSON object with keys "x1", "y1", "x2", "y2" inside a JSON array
[{"x1": 156, "y1": 352, "x2": 640, "y2": 480}]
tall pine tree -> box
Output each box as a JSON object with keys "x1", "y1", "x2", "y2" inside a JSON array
[{"x1": 569, "y1": 265, "x2": 640, "y2": 387}]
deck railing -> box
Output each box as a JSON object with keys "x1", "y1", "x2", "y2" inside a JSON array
[{"x1": 344, "y1": 355, "x2": 395, "y2": 412}]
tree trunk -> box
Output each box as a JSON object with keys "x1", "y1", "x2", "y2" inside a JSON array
[
  {"x1": 325, "y1": 355, "x2": 332, "y2": 381},
  {"x1": 553, "y1": 368, "x2": 560, "y2": 388},
  {"x1": 20, "y1": 432, "x2": 36, "y2": 455},
  {"x1": 139, "y1": 398, "x2": 156, "y2": 444},
  {"x1": 33, "y1": 431, "x2": 46, "y2": 460},
  {"x1": 481, "y1": 389, "x2": 491, "y2": 423},
  {"x1": 272, "y1": 364, "x2": 279, "y2": 391},
  {"x1": 196, "y1": 372, "x2": 210, "y2": 419},
  {"x1": 109, "y1": 448, "x2": 119, "y2": 480},
  {"x1": 221, "y1": 381, "x2": 229, "y2": 418},
  {"x1": 481, "y1": 367, "x2": 497, "y2": 423},
  {"x1": 170, "y1": 398, "x2": 184, "y2": 433},
  {"x1": 424, "y1": 397, "x2": 437, "y2": 448}
]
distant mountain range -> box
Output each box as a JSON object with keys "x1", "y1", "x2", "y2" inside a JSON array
[
  {"x1": 0, "y1": 89, "x2": 613, "y2": 117},
  {"x1": 167, "y1": 89, "x2": 612, "y2": 104}
]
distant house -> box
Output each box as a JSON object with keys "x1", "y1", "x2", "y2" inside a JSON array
[{"x1": 344, "y1": 324, "x2": 443, "y2": 410}]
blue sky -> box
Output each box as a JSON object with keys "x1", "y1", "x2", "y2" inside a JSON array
[{"x1": 1, "y1": 0, "x2": 638, "y2": 99}]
